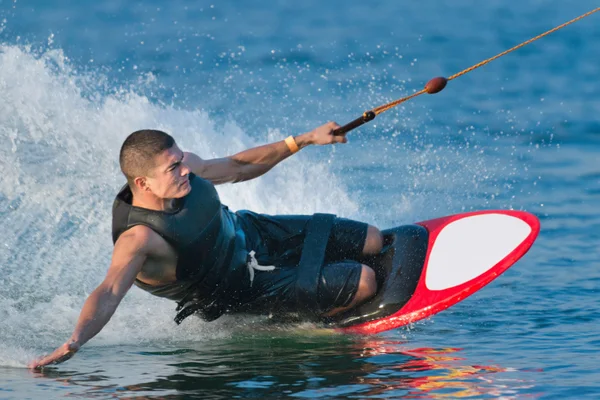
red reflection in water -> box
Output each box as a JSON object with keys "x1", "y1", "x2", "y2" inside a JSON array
[{"x1": 352, "y1": 339, "x2": 538, "y2": 399}]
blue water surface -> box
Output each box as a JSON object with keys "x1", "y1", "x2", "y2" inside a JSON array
[{"x1": 0, "y1": 0, "x2": 599, "y2": 399}]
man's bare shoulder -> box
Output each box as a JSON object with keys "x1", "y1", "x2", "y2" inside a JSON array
[
  {"x1": 115, "y1": 226, "x2": 178, "y2": 284},
  {"x1": 115, "y1": 225, "x2": 168, "y2": 256}
]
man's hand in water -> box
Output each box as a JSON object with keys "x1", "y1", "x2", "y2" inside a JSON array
[
  {"x1": 29, "y1": 340, "x2": 80, "y2": 369},
  {"x1": 306, "y1": 121, "x2": 347, "y2": 145}
]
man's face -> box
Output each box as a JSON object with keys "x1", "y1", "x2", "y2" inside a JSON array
[{"x1": 143, "y1": 144, "x2": 192, "y2": 199}]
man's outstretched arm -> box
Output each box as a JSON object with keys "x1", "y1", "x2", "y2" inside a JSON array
[
  {"x1": 29, "y1": 226, "x2": 152, "y2": 369},
  {"x1": 185, "y1": 121, "x2": 347, "y2": 185}
]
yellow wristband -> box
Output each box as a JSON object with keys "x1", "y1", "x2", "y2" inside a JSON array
[{"x1": 285, "y1": 135, "x2": 299, "y2": 154}]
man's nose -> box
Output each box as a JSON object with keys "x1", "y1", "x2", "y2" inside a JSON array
[{"x1": 181, "y1": 163, "x2": 191, "y2": 176}]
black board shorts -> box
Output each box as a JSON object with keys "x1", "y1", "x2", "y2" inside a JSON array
[{"x1": 233, "y1": 210, "x2": 369, "y2": 314}]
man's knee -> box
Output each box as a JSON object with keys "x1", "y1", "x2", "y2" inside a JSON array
[
  {"x1": 362, "y1": 225, "x2": 384, "y2": 255},
  {"x1": 355, "y1": 265, "x2": 377, "y2": 303},
  {"x1": 321, "y1": 264, "x2": 377, "y2": 317}
]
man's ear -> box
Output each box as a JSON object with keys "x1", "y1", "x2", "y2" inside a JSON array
[{"x1": 133, "y1": 176, "x2": 150, "y2": 192}]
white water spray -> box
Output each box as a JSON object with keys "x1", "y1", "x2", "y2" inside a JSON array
[{"x1": 0, "y1": 44, "x2": 359, "y2": 366}]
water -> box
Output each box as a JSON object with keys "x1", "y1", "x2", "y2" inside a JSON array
[{"x1": 1, "y1": 0, "x2": 599, "y2": 398}]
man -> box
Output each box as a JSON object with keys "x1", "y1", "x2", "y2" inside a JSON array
[{"x1": 30, "y1": 122, "x2": 384, "y2": 369}]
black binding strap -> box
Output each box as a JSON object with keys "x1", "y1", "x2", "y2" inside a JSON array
[
  {"x1": 295, "y1": 213, "x2": 336, "y2": 316},
  {"x1": 175, "y1": 299, "x2": 222, "y2": 324}
]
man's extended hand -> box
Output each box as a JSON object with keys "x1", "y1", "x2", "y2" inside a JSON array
[
  {"x1": 29, "y1": 340, "x2": 80, "y2": 369},
  {"x1": 308, "y1": 121, "x2": 347, "y2": 145}
]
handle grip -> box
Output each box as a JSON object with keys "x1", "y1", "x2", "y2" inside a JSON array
[{"x1": 333, "y1": 111, "x2": 376, "y2": 136}]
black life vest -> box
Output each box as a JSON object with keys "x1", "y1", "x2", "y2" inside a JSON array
[{"x1": 111, "y1": 174, "x2": 249, "y2": 320}]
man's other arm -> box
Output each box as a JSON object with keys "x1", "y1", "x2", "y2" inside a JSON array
[
  {"x1": 29, "y1": 225, "x2": 154, "y2": 368},
  {"x1": 184, "y1": 121, "x2": 346, "y2": 185}
]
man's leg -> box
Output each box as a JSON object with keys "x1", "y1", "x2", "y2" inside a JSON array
[
  {"x1": 322, "y1": 264, "x2": 377, "y2": 317},
  {"x1": 237, "y1": 211, "x2": 384, "y2": 317},
  {"x1": 319, "y1": 225, "x2": 383, "y2": 317},
  {"x1": 362, "y1": 225, "x2": 384, "y2": 255}
]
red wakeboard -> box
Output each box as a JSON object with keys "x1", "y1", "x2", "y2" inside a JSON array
[{"x1": 332, "y1": 210, "x2": 540, "y2": 334}]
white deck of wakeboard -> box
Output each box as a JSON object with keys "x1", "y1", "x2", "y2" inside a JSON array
[{"x1": 425, "y1": 213, "x2": 533, "y2": 291}]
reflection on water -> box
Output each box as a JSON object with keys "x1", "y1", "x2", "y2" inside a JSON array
[
  {"x1": 351, "y1": 341, "x2": 532, "y2": 398},
  {"x1": 28, "y1": 331, "x2": 539, "y2": 399}
]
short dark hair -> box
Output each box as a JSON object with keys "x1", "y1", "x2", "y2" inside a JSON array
[{"x1": 119, "y1": 129, "x2": 175, "y2": 185}]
